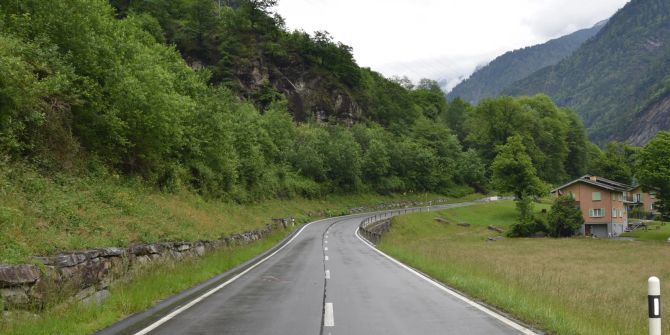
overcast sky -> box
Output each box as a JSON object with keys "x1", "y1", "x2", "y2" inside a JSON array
[{"x1": 276, "y1": 0, "x2": 631, "y2": 91}]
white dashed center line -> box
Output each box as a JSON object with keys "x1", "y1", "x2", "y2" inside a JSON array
[
  {"x1": 325, "y1": 270, "x2": 330, "y2": 279},
  {"x1": 324, "y1": 303, "x2": 334, "y2": 327},
  {"x1": 325, "y1": 255, "x2": 329, "y2": 261}
]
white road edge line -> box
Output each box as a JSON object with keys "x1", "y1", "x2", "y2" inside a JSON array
[
  {"x1": 324, "y1": 302, "x2": 335, "y2": 327},
  {"x1": 325, "y1": 269, "x2": 330, "y2": 279},
  {"x1": 132, "y1": 217, "x2": 330, "y2": 335},
  {"x1": 355, "y1": 227, "x2": 537, "y2": 335}
]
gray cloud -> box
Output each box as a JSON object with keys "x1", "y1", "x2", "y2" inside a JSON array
[{"x1": 277, "y1": 0, "x2": 630, "y2": 89}]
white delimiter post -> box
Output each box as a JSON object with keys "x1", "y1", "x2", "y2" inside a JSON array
[{"x1": 649, "y1": 276, "x2": 661, "y2": 335}]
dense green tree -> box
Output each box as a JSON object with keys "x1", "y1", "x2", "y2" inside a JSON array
[
  {"x1": 466, "y1": 95, "x2": 582, "y2": 183},
  {"x1": 547, "y1": 196, "x2": 584, "y2": 237},
  {"x1": 564, "y1": 112, "x2": 589, "y2": 178},
  {"x1": 0, "y1": 34, "x2": 74, "y2": 159},
  {"x1": 411, "y1": 79, "x2": 448, "y2": 120},
  {"x1": 491, "y1": 135, "x2": 546, "y2": 226},
  {"x1": 456, "y1": 149, "x2": 487, "y2": 192},
  {"x1": 290, "y1": 126, "x2": 328, "y2": 183},
  {"x1": 637, "y1": 131, "x2": 670, "y2": 222},
  {"x1": 588, "y1": 141, "x2": 635, "y2": 184},
  {"x1": 322, "y1": 127, "x2": 363, "y2": 192},
  {"x1": 442, "y1": 97, "x2": 470, "y2": 142},
  {"x1": 361, "y1": 69, "x2": 420, "y2": 131}
]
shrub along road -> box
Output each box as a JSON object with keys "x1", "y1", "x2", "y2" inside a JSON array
[{"x1": 101, "y1": 202, "x2": 534, "y2": 335}]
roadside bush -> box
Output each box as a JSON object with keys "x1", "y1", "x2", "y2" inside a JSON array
[
  {"x1": 547, "y1": 196, "x2": 584, "y2": 237},
  {"x1": 508, "y1": 212, "x2": 548, "y2": 237}
]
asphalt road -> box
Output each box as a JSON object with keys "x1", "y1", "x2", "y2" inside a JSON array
[{"x1": 104, "y1": 203, "x2": 535, "y2": 335}]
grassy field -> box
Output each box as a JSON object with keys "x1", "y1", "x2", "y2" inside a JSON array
[
  {"x1": 379, "y1": 201, "x2": 670, "y2": 335},
  {"x1": 0, "y1": 165, "x2": 474, "y2": 263},
  {"x1": 621, "y1": 221, "x2": 670, "y2": 241},
  {"x1": 0, "y1": 230, "x2": 289, "y2": 335}
]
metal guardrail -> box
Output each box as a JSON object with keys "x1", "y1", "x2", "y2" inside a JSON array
[
  {"x1": 358, "y1": 196, "x2": 512, "y2": 245},
  {"x1": 359, "y1": 207, "x2": 427, "y2": 244}
]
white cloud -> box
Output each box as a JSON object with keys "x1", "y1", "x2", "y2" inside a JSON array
[{"x1": 276, "y1": 0, "x2": 630, "y2": 87}]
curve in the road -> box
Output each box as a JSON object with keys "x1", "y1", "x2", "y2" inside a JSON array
[{"x1": 100, "y1": 202, "x2": 538, "y2": 335}]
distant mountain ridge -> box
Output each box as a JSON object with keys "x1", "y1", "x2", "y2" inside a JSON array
[
  {"x1": 505, "y1": 0, "x2": 670, "y2": 145},
  {"x1": 447, "y1": 20, "x2": 606, "y2": 103}
]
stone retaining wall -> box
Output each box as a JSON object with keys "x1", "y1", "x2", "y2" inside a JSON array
[{"x1": 0, "y1": 221, "x2": 291, "y2": 310}]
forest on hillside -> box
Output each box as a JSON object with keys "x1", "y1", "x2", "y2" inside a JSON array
[
  {"x1": 0, "y1": 0, "x2": 608, "y2": 203},
  {"x1": 504, "y1": 0, "x2": 670, "y2": 145},
  {"x1": 448, "y1": 21, "x2": 604, "y2": 104}
]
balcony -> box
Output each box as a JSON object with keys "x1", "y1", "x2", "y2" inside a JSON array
[{"x1": 625, "y1": 196, "x2": 644, "y2": 204}]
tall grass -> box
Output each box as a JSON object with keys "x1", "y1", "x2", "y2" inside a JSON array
[
  {"x1": 0, "y1": 164, "x2": 466, "y2": 263},
  {"x1": 380, "y1": 201, "x2": 670, "y2": 335}
]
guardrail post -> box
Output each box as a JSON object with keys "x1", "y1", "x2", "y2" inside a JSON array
[{"x1": 649, "y1": 276, "x2": 661, "y2": 335}]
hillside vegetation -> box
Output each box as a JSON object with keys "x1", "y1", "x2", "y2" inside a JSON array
[
  {"x1": 505, "y1": 0, "x2": 670, "y2": 145},
  {"x1": 0, "y1": 0, "x2": 594, "y2": 200},
  {"x1": 0, "y1": 0, "x2": 603, "y2": 263},
  {"x1": 448, "y1": 20, "x2": 605, "y2": 104}
]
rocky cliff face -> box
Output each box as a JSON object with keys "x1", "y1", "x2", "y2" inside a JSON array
[
  {"x1": 625, "y1": 93, "x2": 670, "y2": 145},
  {"x1": 233, "y1": 59, "x2": 363, "y2": 125}
]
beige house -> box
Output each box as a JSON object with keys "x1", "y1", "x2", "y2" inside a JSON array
[{"x1": 551, "y1": 175, "x2": 657, "y2": 237}]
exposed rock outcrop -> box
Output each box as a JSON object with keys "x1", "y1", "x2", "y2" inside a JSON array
[{"x1": 625, "y1": 93, "x2": 670, "y2": 145}]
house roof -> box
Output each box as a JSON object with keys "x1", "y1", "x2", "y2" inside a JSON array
[{"x1": 551, "y1": 175, "x2": 632, "y2": 193}]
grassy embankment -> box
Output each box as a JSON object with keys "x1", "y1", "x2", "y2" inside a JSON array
[
  {"x1": 621, "y1": 221, "x2": 670, "y2": 241},
  {"x1": 379, "y1": 201, "x2": 670, "y2": 335},
  {"x1": 0, "y1": 165, "x2": 475, "y2": 264},
  {"x1": 0, "y1": 165, "x2": 479, "y2": 334}
]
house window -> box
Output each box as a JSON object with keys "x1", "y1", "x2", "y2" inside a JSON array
[
  {"x1": 569, "y1": 191, "x2": 575, "y2": 199},
  {"x1": 634, "y1": 194, "x2": 642, "y2": 203},
  {"x1": 612, "y1": 208, "x2": 623, "y2": 218},
  {"x1": 592, "y1": 192, "x2": 601, "y2": 201},
  {"x1": 589, "y1": 208, "x2": 605, "y2": 217}
]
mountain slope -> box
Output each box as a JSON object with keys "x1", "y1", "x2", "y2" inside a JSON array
[
  {"x1": 505, "y1": 0, "x2": 670, "y2": 145},
  {"x1": 447, "y1": 21, "x2": 605, "y2": 104}
]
